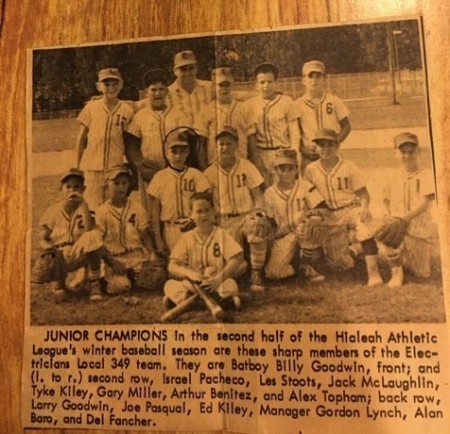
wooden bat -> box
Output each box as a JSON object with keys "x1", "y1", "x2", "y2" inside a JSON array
[
  {"x1": 191, "y1": 280, "x2": 225, "y2": 321},
  {"x1": 159, "y1": 293, "x2": 199, "y2": 323}
]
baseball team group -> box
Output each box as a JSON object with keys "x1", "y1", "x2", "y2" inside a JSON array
[{"x1": 31, "y1": 48, "x2": 436, "y2": 319}]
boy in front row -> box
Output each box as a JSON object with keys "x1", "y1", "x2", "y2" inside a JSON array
[
  {"x1": 95, "y1": 164, "x2": 156, "y2": 296},
  {"x1": 164, "y1": 192, "x2": 242, "y2": 310},
  {"x1": 32, "y1": 169, "x2": 103, "y2": 301},
  {"x1": 379, "y1": 132, "x2": 436, "y2": 287},
  {"x1": 304, "y1": 128, "x2": 383, "y2": 286},
  {"x1": 264, "y1": 148, "x2": 326, "y2": 282}
]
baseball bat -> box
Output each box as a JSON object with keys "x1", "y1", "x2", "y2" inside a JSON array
[
  {"x1": 159, "y1": 293, "x2": 200, "y2": 323},
  {"x1": 191, "y1": 280, "x2": 225, "y2": 321}
]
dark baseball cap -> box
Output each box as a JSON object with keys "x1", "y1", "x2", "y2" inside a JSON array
[
  {"x1": 254, "y1": 62, "x2": 279, "y2": 78},
  {"x1": 216, "y1": 126, "x2": 239, "y2": 141},
  {"x1": 105, "y1": 164, "x2": 132, "y2": 181},
  {"x1": 60, "y1": 168, "x2": 84, "y2": 183},
  {"x1": 273, "y1": 149, "x2": 298, "y2": 167},
  {"x1": 313, "y1": 128, "x2": 339, "y2": 143},
  {"x1": 143, "y1": 68, "x2": 170, "y2": 87}
]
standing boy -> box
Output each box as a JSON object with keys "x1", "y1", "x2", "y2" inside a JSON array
[
  {"x1": 379, "y1": 132, "x2": 436, "y2": 287},
  {"x1": 75, "y1": 68, "x2": 135, "y2": 209},
  {"x1": 289, "y1": 60, "x2": 351, "y2": 172},
  {"x1": 195, "y1": 67, "x2": 254, "y2": 164},
  {"x1": 245, "y1": 62, "x2": 300, "y2": 186},
  {"x1": 164, "y1": 192, "x2": 242, "y2": 309},
  {"x1": 147, "y1": 129, "x2": 210, "y2": 256},
  {"x1": 264, "y1": 149, "x2": 326, "y2": 282},
  {"x1": 126, "y1": 68, "x2": 189, "y2": 180},
  {"x1": 32, "y1": 169, "x2": 103, "y2": 301},
  {"x1": 95, "y1": 164, "x2": 156, "y2": 295},
  {"x1": 304, "y1": 128, "x2": 383, "y2": 286},
  {"x1": 203, "y1": 126, "x2": 268, "y2": 291}
]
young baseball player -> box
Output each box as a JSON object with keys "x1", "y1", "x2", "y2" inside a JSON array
[
  {"x1": 75, "y1": 68, "x2": 135, "y2": 210},
  {"x1": 168, "y1": 50, "x2": 214, "y2": 127},
  {"x1": 289, "y1": 60, "x2": 351, "y2": 173},
  {"x1": 147, "y1": 128, "x2": 211, "y2": 256},
  {"x1": 195, "y1": 67, "x2": 254, "y2": 165},
  {"x1": 264, "y1": 148, "x2": 326, "y2": 282},
  {"x1": 245, "y1": 62, "x2": 300, "y2": 187},
  {"x1": 164, "y1": 191, "x2": 242, "y2": 309},
  {"x1": 95, "y1": 164, "x2": 156, "y2": 295},
  {"x1": 203, "y1": 126, "x2": 268, "y2": 291},
  {"x1": 32, "y1": 169, "x2": 103, "y2": 301},
  {"x1": 379, "y1": 132, "x2": 436, "y2": 287},
  {"x1": 304, "y1": 128, "x2": 383, "y2": 286},
  {"x1": 126, "y1": 68, "x2": 190, "y2": 177}
]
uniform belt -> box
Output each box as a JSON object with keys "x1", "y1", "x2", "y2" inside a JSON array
[
  {"x1": 256, "y1": 146, "x2": 283, "y2": 151},
  {"x1": 221, "y1": 213, "x2": 243, "y2": 218},
  {"x1": 164, "y1": 219, "x2": 189, "y2": 225}
]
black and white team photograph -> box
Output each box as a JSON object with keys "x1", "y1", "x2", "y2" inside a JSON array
[{"x1": 28, "y1": 17, "x2": 445, "y2": 325}]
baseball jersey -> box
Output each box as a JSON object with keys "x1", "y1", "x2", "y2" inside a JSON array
[
  {"x1": 289, "y1": 93, "x2": 349, "y2": 151},
  {"x1": 95, "y1": 197, "x2": 150, "y2": 255},
  {"x1": 39, "y1": 201, "x2": 87, "y2": 247},
  {"x1": 264, "y1": 180, "x2": 324, "y2": 237},
  {"x1": 195, "y1": 99, "x2": 255, "y2": 161},
  {"x1": 127, "y1": 104, "x2": 189, "y2": 167},
  {"x1": 168, "y1": 79, "x2": 214, "y2": 126},
  {"x1": 77, "y1": 99, "x2": 134, "y2": 170},
  {"x1": 171, "y1": 226, "x2": 242, "y2": 273},
  {"x1": 383, "y1": 168, "x2": 435, "y2": 239},
  {"x1": 304, "y1": 157, "x2": 366, "y2": 210},
  {"x1": 245, "y1": 93, "x2": 295, "y2": 149},
  {"x1": 147, "y1": 166, "x2": 210, "y2": 221},
  {"x1": 204, "y1": 158, "x2": 264, "y2": 216}
]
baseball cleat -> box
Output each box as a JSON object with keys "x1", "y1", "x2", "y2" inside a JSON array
[
  {"x1": 89, "y1": 280, "x2": 104, "y2": 301},
  {"x1": 302, "y1": 265, "x2": 326, "y2": 282},
  {"x1": 387, "y1": 266, "x2": 404, "y2": 288},
  {"x1": 250, "y1": 270, "x2": 265, "y2": 292}
]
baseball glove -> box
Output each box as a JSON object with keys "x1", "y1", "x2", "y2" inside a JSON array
[
  {"x1": 242, "y1": 210, "x2": 274, "y2": 242},
  {"x1": 139, "y1": 158, "x2": 163, "y2": 183},
  {"x1": 135, "y1": 258, "x2": 168, "y2": 292},
  {"x1": 374, "y1": 216, "x2": 408, "y2": 249},
  {"x1": 295, "y1": 211, "x2": 331, "y2": 245},
  {"x1": 31, "y1": 248, "x2": 66, "y2": 284}
]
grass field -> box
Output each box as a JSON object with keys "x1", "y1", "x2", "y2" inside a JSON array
[{"x1": 29, "y1": 146, "x2": 445, "y2": 325}]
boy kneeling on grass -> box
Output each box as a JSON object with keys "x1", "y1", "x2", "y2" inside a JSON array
[
  {"x1": 32, "y1": 169, "x2": 102, "y2": 302},
  {"x1": 164, "y1": 192, "x2": 243, "y2": 311},
  {"x1": 378, "y1": 132, "x2": 437, "y2": 287},
  {"x1": 95, "y1": 164, "x2": 156, "y2": 297}
]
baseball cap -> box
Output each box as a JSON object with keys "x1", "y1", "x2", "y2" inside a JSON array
[
  {"x1": 313, "y1": 128, "x2": 338, "y2": 143},
  {"x1": 216, "y1": 126, "x2": 239, "y2": 141},
  {"x1": 143, "y1": 68, "x2": 170, "y2": 87},
  {"x1": 273, "y1": 149, "x2": 298, "y2": 167},
  {"x1": 165, "y1": 129, "x2": 191, "y2": 149},
  {"x1": 254, "y1": 62, "x2": 279, "y2": 78},
  {"x1": 98, "y1": 68, "x2": 122, "y2": 82},
  {"x1": 394, "y1": 132, "x2": 419, "y2": 149},
  {"x1": 60, "y1": 168, "x2": 84, "y2": 183},
  {"x1": 174, "y1": 50, "x2": 197, "y2": 69},
  {"x1": 105, "y1": 164, "x2": 132, "y2": 181},
  {"x1": 303, "y1": 60, "x2": 326, "y2": 76},
  {"x1": 212, "y1": 67, "x2": 234, "y2": 84}
]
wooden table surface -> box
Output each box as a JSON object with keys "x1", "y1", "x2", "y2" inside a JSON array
[{"x1": 0, "y1": 1, "x2": 449, "y2": 432}]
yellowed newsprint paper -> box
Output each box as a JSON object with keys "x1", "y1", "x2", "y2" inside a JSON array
[{"x1": 23, "y1": 16, "x2": 449, "y2": 433}]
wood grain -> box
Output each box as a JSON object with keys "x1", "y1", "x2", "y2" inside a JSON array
[{"x1": 0, "y1": 1, "x2": 449, "y2": 433}]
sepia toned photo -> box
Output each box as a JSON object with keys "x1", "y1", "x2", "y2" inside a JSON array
[{"x1": 28, "y1": 17, "x2": 445, "y2": 326}]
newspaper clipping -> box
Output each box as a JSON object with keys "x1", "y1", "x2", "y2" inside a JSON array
[{"x1": 23, "y1": 16, "x2": 449, "y2": 433}]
